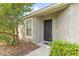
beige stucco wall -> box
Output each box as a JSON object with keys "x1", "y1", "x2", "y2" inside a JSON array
[
  {"x1": 32, "y1": 16, "x2": 44, "y2": 43},
  {"x1": 22, "y1": 3, "x2": 79, "y2": 44},
  {"x1": 56, "y1": 6, "x2": 70, "y2": 41},
  {"x1": 68, "y1": 4, "x2": 79, "y2": 43},
  {"x1": 33, "y1": 3, "x2": 79, "y2": 43},
  {"x1": 55, "y1": 4, "x2": 79, "y2": 43},
  {"x1": 23, "y1": 6, "x2": 71, "y2": 43}
]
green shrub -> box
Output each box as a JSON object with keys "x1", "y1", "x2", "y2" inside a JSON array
[
  {"x1": 49, "y1": 40, "x2": 79, "y2": 56},
  {"x1": 0, "y1": 33, "x2": 18, "y2": 46}
]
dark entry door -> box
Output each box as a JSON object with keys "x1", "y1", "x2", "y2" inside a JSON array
[{"x1": 44, "y1": 20, "x2": 52, "y2": 42}]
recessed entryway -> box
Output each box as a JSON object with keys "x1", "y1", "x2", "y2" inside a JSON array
[{"x1": 44, "y1": 19, "x2": 52, "y2": 42}]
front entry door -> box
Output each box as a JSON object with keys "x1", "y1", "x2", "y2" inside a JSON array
[{"x1": 44, "y1": 20, "x2": 52, "y2": 42}]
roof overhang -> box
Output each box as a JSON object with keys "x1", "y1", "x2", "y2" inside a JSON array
[{"x1": 23, "y1": 3, "x2": 70, "y2": 19}]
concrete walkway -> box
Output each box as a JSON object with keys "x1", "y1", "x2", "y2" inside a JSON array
[{"x1": 25, "y1": 42, "x2": 50, "y2": 56}]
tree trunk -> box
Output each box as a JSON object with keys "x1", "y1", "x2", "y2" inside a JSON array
[
  {"x1": 15, "y1": 26, "x2": 19, "y2": 44},
  {"x1": 11, "y1": 27, "x2": 19, "y2": 45}
]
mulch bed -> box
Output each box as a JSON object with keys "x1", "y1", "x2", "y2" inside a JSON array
[{"x1": 0, "y1": 40, "x2": 40, "y2": 56}]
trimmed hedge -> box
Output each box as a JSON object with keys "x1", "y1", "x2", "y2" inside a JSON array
[{"x1": 49, "y1": 40, "x2": 79, "y2": 56}]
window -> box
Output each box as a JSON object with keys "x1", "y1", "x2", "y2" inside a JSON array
[{"x1": 26, "y1": 19, "x2": 32, "y2": 37}]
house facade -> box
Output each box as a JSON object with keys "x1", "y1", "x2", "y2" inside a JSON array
[{"x1": 18, "y1": 3, "x2": 79, "y2": 44}]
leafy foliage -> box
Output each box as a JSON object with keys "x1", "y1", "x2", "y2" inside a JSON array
[
  {"x1": 49, "y1": 40, "x2": 79, "y2": 56},
  {"x1": 0, "y1": 3, "x2": 33, "y2": 46},
  {"x1": 0, "y1": 33, "x2": 18, "y2": 46}
]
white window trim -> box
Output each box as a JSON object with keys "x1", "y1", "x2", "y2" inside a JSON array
[{"x1": 25, "y1": 18, "x2": 33, "y2": 39}]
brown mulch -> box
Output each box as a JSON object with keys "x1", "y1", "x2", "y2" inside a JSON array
[{"x1": 0, "y1": 40, "x2": 40, "y2": 56}]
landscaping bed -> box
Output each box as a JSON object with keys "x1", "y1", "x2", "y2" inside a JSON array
[{"x1": 0, "y1": 40, "x2": 39, "y2": 56}]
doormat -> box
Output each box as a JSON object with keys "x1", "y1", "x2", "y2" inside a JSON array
[{"x1": 43, "y1": 42, "x2": 50, "y2": 45}]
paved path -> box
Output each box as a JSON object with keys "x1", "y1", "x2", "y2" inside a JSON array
[{"x1": 25, "y1": 42, "x2": 50, "y2": 56}]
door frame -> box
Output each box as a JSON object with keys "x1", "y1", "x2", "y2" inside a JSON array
[{"x1": 44, "y1": 19, "x2": 52, "y2": 42}]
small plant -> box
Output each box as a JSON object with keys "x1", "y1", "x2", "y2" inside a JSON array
[
  {"x1": 0, "y1": 33, "x2": 18, "y2": 46},
  {"x1": 49, "y1": 40, "x2": 79, "y2": 56}
]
